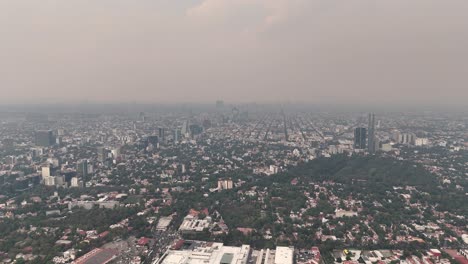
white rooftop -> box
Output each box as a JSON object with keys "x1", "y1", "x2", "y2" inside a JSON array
[
  {"x1": 274, "y1": 247, "x2": 294, "y2": 264},
  {"x1": 157, "y1": 242, "x2": 250, "y2": 264}
]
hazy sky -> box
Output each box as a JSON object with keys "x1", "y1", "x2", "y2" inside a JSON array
[{"x1": 1, "y1": 0, "x2": 467, "y2": 105}]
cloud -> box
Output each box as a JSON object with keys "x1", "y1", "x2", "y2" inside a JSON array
[{"x1": 186, "y1": 0, "x2": 307, "y2": 33}]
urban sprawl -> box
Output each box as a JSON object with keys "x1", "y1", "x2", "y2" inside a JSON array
[{"x1": 0, "y1": 103, "x2": 466, "y2": 264}]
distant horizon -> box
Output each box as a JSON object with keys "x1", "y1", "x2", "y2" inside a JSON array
[{"x1": 0, "y1": 100, "x2": 466, "y2": 113}]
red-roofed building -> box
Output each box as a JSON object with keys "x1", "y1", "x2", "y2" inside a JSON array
[
  {"x1": 188, "y1": 208, "x2": 209, "y2": 217},
  {"x1": 22, "y1": 246, "x2": 33, "y2": 254},
  {"x1": 137, "y1": 237, "x2": 150, "y2": 246},
  {"x1": 444, "y1": 250, "x2": 468, "y2": 264},
  {"x1": 99, "y1": 231, "x2": 109, "y2": 238},
  {"x1": 429, "y1": 249, "x2": 442, "y2": 259},
  {"x1": 72, "y1": 248, "x2": 118, "y2": 264},
  {"x1": 172, "y1": 240, "x2": 185, "y2": 250},
  {"x1": 201, "y1": 208, "x2": 209, "y2": 216},
  {"x1": 188, "y1": 209, "x2": 199, "y2": 217},
  {"x1": 236, "y1": 227, "x2": 254, "y2": 235},
  {"x1": 311, "y1": 247, "x2": 320, "y2": 258}
]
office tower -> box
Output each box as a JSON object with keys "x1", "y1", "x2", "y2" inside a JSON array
[
  {"x1": 373, "y1": 138, "x2": 381, "y2": 153},
  {"x1": 173, "y1": 129, "x2": 181, "y2": 143},
  {"x1": 158, "y1": 128, "x2": 166, "y2": 143},
  {"x1": 354, "y1": 127, "x2": 367, "y2": 149},
  {"x1": 43, "y1": 176, "x2": 56, "y2": 186},
  {"x1": 71, "y1": 177, "x2": 79, "y2": 187},
  {"x1": 35, "y1": 130, "x2": 55, "y2": 147},
  {"x1": 147, "y1": 136, "x2": 158, "y2": 146},
  {"x1": 189, "y1": 124, "x2": 203, "y2": 136},
  {"x1": 57, "y1": 129, "x2": 65, "y2": 136},
  {"x1": 63, "y1": 171, "x2": 75, "y2": 183},
  {"x1": 71, "y1": 177, "x2": 83, "y2": 188},
  {"x1": 368, "y1": 113, "x2": 375, "y2": 153},
  {"x1": 392, "y1": 130, "x2": 401, "y2": 142},
  {"x1": 55, "y1": 175, "x2": 65, "y2": 187},
  {"x1": 181, "y1": 121, "x2": 189, "y2": 136},
  {"x1": 139, "y1": 112, "x2": 146, "y2": 122},
  {"x1": 399, "y1": 133, "x2": 415, "y2": 145},
  {"x1": 97, "y1": 147, "x2": 109, "y2": 162},
  {"x1": 111, "y1": 147, "x2": 121, "y2": 159},
  {"x1": 77, "y1": 159, "x2": 88, "y2": 183}
]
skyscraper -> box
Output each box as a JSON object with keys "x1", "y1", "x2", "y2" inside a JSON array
[
  {"x1": 368, "y1": 113, "x2": 376, "y2": 153},
  {"x1": 77, "y1": 159, "x2": 88, "y2": 183},
  {"x1": 173, "y1": 129, "x2": 181, "y2": 143},
  {"x1": 97, "y1": 147, "x2": 109, "y2": 162},
  {"x1": 181, "y1": 121, "x2": 189, "y2": 136},
  {"x1": 35, "y1": 130, "x2": 55, "y2": 147},
  {"x1": 147, "y1": 136, "x2": 159, "y2": 146},
  {"x1": 354, "y1": 127, "x2": 367, "y2": 149},
  {"x1": 158, "y1": 128, "x2": 166, "y2": 143}
]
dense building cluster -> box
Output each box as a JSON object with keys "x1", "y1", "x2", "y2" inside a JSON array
[{"x1": 0, "y1": 105, "x2": 466, "y2": 264}]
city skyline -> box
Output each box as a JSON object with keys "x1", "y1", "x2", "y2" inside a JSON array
[{"x1": 0, "y1": 1, "x2": 467, "y2": 263}]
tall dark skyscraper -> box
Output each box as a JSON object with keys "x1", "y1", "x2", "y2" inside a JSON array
[
  {"x1": 368, "y1": 113, "x2": 376, "y2": 153},
  {"x1": 147, "y1": 136, "x2": 159, "y2": 146},
  {"x1": 35, "y1": 130, "x2": 55, "y2": 147},
  {"x1": 158, "y1": 128, "x2": 166, "y2": 143},
  {"x1": 77, "y1": 159, "x2": 88, "y2": 183},
  {"x1": 354, "y1": 127, "x2": 367, "y2": 149}
]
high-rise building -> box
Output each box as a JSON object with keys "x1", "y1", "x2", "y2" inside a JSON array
[
  {"x1": 147, "y1": 136, "x2": 159, "y2": 146},
  {"x1": 57, "y1": 129, "x2": 65, "y2": 136},
  {"x1": 139, "y1": 112, "x2": 146, "y2": 122},
  {"x1": 97, "y1": 147, "x2": 109, "y2": 162},
  {"x1": 71, "y1": 177, "x2": 83, "y2": 188},
  {"x1": 373, "y1": 138, "x2": 381, "y2": 153},
  {"x1": 354, "y1": 127, "x2": 367, "y2": 149},
  {"x1": 111, "y1": 147, "x2": 121, "y2": 159},
  {"x1": 181, "y1": 121, "x2": 189, "y2": 136},
  {"x1": 189, "y1": 124, "x2": 203, "y2": 136},
  {"x1": 43, "y1": 176, "x2": 56, "y2": 186},
  {"x1": 41, "y1": 165, "x2": 51, "y2": 178},
  {"x1": 77, "y1": 159, "x2": 88, "y2": 183},
  {"x1": 35, "y1": 130, "x2": 55, "y2": 147},
  {"x1": 71, "y1": 177, "x2": 79, "y2": 187},
  {"x1": 415, "y1": 138, "x2": 429, "y2": 146},
  {"x1": 158, "y1": 128, "x2": 166, "y2": 143},
  {"x1": 399, "y1": 133, "x2": 415, "y2": 145},
  {"x1": 368, "y1": 113, "x2": 376, "y2": 153},
  {"x1": 55, "y1": 175, "x2": 66, "y2": 187},
  {"x1": 217, "y1": 178, "x2": 234, "y2": 190},
  {"x1": 173, "y1": 129, "x2": 181, "y2": 143}
]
